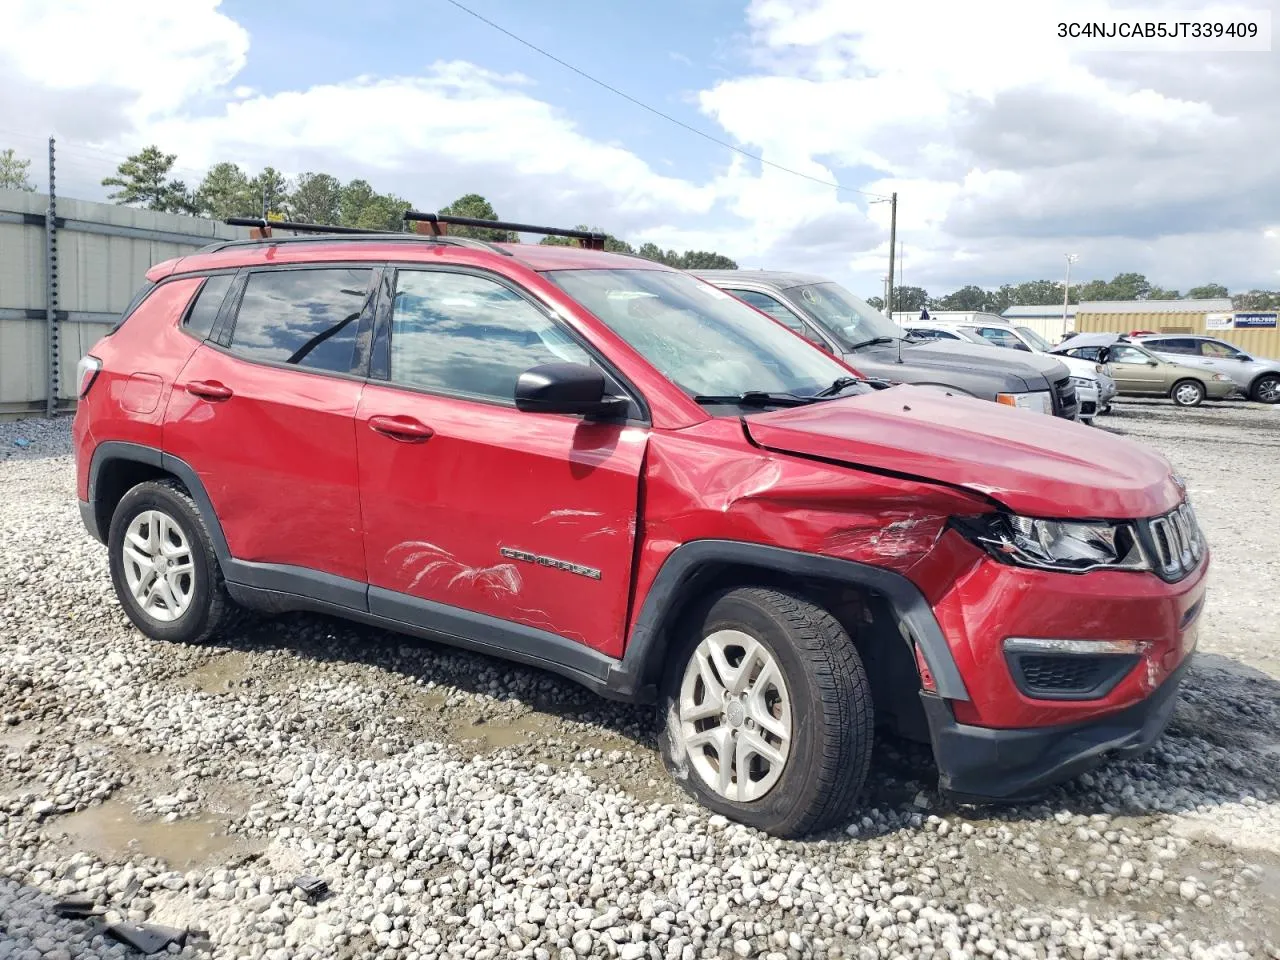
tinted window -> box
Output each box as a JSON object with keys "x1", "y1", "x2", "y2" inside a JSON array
[
  {"x1": 1064, "y1": 346, "x2": 1103, "y2": 361},
  {"x1": 731, "y1": 290, "x2": 807, "y2": 331},
  {"x1": 390, "y1": 271, "x2": 591, "y2": 402},
  {"x1": 977, "y1": 327, "x2": 1031, "y2": 351},
  {"x1": 915, "y1": 328, "x2": 961, "y2": 340},
  {"x1": 1146, "y1": 338, "x2": 1198, "y2": 355},
  {"x1": 184, "y1": 275, "x2": 233, "y2": 341},
  {"x1": 229, "y1": 268, "x2": 372, "y2": 373},
  {"x1": 1199, "y1": 340, "x2": 1243, "y2": 358}
]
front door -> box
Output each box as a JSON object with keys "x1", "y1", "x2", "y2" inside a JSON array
[
  {"x1": 166, "y1": 264, "x2": 378, "y2": 584},
  {"x1": 1106, "y1": 344, "x2": 1167, "y2": 394},
  {"x1": 355, "y1": 266, "x2": 646, "y2": 658}
]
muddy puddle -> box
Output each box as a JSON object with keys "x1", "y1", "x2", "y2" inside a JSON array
[
  {"x1": 49, "y1": 798, "x2": 261, "y2": 869},
  {"x1": 179, "y1": 652, "x2": 263, "y2": 694},
  {"x1": 448, "y1": 713, "x2": 562, "y2": 752}
]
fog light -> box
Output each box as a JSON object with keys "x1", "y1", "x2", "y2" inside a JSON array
[{"x1": 1004, "y1": 637, "x2": 1147, "y2": 656}]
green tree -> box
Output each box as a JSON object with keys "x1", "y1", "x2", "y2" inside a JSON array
[
  {"x1": 934, "y1": 284, "x2": 994, "y2": 312},
  {"x1": 893, "y1": 286, "x2": 930, "y2": 312},
  {"x1": 1146, "y1": 286, "x2": 1180, "y2": 300},
  {"x1": 195, "y1": 162, "x2": 255, "y2": 219},
  {"x1": 0, "y1": 148, "x2": 36, "y2": 191},
  {"x1": 1232, "y1": 290, "x2": 1280, "y2": 310},
  {"x1": 438, "y1": 193, "x2": 516, "y2": 241},
  {"x1": 102, "y1": 145, "x2": 191, "y2": 212},
  {"x1": 336, "y1": 179, "x2": 409, "y2": 231},
  {"x1": 1009, "y1": 279, "x2": 1064, "y2": 306},
  {"x1": 1187, "y1": 283, "x2": 1229, "y2": 299},
  {"x1": 1074, "y1": 278, "x2": 1112, "y2": 302},
  {"x1": 251, "y1": 166, "x2": 291, "y2": 220},
  {"x1": 677, "y1": 250, "x2": 737, "y2": 270},
  {"x1": 865, "y1": 295, "x2": 885, "y2": 311},
  {"x1": 1108, "y1": 272, "x2": 1151, "y2": 300},
  {"x1": 636, "y1": 241, "x2": 671, "y2": 265},
  {"x1": 290, "y1": 172, "x2": 342, "y2": 224}
]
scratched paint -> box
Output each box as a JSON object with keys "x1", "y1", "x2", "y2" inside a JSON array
[{"x1": 387, "y1": 541, "x2": 523, "y2": 599}]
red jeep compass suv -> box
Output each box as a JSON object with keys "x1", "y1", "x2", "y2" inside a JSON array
[{"x1": 73, "y1": 214, "x2": 1208, "y2": 837}]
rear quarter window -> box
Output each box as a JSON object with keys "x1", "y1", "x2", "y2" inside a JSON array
[
  {"x1": 108, "y1": 280, "x2": 157, "y2": 334},
  {"x1": 183, "y1": 274, "x2": 234, "y2": 341}
]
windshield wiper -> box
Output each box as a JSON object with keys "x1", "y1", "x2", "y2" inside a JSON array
[
  {"x1": 814, "y1": 376, "x2": 861, "y2": 398},
  {"x1": 693, "y1": 391, "x2": 817, "y2": 408},
  {"x1": 846, "y1": 336, "x2": 898, "y2": 351}
]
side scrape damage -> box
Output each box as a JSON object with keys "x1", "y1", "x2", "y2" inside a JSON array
[{"x1": 387, "y1": 541, "x2": 522, "y2": 598}]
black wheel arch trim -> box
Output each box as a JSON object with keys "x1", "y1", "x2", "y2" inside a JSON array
[{"x1": 613, "y1": 539, "x2": 969, "y2": 702}]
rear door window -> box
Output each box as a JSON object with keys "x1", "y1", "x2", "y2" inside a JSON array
[
  {"x1": 227, "y1": 267, "x2": 375, "y2": 374},
  {"x1": 977, "y1": 327, "x2": 1030, "y2": 350},
  {"x1": 1146, "y1": 338, "x2": 1198, "y2": 355},
  {"x1": 1199, "y1": 340, "x2": 1243, "y2": 358},
  {"x1": 183, "y1": 274, "x2": 234, "y2": 341}
]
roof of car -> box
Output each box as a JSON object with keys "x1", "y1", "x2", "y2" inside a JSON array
[
  {"x1": 692, "y1": 269, "x2": 832, "y2": 289},
  {"x1": 150, "y1": 235, "x2": 673, "y2": 281},
  {"x1": 1051, "y1": 332, "x2": 1124, "y2": 350}
]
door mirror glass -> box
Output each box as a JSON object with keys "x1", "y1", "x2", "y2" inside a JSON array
[{"x1": 515, "y1": 362, "x2": 629, "y2": 419}]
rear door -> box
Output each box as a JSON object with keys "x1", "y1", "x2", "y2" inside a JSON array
[
  {"x1": 354, "y1": 265, "x2": 646, "y2": 658},
  {"x1": 165, "y1": 264, "x2": 378, "y2": 586}
]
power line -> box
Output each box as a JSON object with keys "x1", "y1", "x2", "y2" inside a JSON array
[{"x1": 439, "y1": 0, "x2": 890, "y2": 201}]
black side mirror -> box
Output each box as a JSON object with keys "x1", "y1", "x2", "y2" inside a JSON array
[
  {"x1": 514, "y1": 362, "x2": 629, "y2": 419},
  {"x1": 1147, "y1": 360, "x2": 1159, "y2": 366},
  {"x1": 1238, "y1": 355, "x2": 1252, "y2": 362}
]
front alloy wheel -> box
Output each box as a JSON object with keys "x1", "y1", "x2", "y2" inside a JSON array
[
  {"x1": 1252, "y1": 374, "x2": 1280, "y2": 404},
  {"x1": 658, "y1": 586, "x2": 874, "y2": 838},
  {"x1": 678, "y1": 629, "x2": 792, "y2": 802},
  {"x1": 121, "y1": 510, "x2": 196, "y2": 621}
]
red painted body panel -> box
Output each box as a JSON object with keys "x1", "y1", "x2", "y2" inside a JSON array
[
  {"x1": 745, "y1": 386, "x2": 1183, "y2": 519},
  {"x1": 930, "y1": 530, "x2": 1210, "y2": 728},
  {"x1": 164, "y1": 346, "x2": 366, "y2": 582},
  {"x1": 354, "y1": 383, "x2": 646, "y2": 656},
  {"x1": 73, "y1": 277, "x2": 205, "y2": 499}
]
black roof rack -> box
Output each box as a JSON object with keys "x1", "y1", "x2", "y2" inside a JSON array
[
  {"x1": 403, "y1": 211, "x2": 607, "y2": 250},
  {"x1": 202, "y1": 217, "x2": 510, "y2": 255}
]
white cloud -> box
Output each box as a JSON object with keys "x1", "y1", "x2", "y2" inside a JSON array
[{"x1": 0, "y1": 0, "x2": 1275, "y2": 298}]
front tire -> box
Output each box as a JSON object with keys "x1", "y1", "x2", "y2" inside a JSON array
[
  {"x1": 657, "y1": 587, "x2": 873, "y2": 838},
  {"x1": 1171, "y1": 379, "x2": 1205, "y2": 407},
  {"x1": 1251, "y1": 374, "x2": 1280, "y2": 404},
  {"x1": 107, "y1": 479, "x2": 240, "y2": 644}
]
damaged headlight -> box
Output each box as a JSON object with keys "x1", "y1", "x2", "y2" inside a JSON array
[{"x1": 955, "y1": 514, "x2": 1149, "y2": 573}]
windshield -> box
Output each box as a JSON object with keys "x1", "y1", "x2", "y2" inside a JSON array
[
  {"x1": 785, "y1": 282, "x2": 903, "y2": 349},
  {"x1": 1016, "y1": 326, "x2": 1053, "y2": 352},
  {"x1": 544, "y1": 269, "x2": 856, "y2": 399}
]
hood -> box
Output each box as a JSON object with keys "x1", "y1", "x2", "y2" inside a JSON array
[
  {"x1": 1053, "y1": 353, "x2": 1101, "y2": 380},
  {"x1": 872, "y1": 339, "x2": 1067, "y2": 382},
  {"x1": 744, "y1": 385, "x2": 1182, "y2": 519}
]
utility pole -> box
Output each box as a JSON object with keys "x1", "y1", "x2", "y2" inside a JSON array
[
  {"x1": 1062, "y1": 253, "x2": 1078, "y2": 339},
  {"x1": 886, "y1": 191, "x2": 897, "y2": 318},
  {"x1": 882, "y1": 274, "x2": 890, "y2": 313}
]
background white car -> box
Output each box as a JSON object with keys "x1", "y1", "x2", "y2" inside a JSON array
[{"x1": 901, "y1": 319, "x2": 1117, "y2": 423}]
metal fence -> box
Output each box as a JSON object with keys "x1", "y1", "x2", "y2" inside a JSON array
[{"x1": 0, "y1": 186, "x2": 248, "y2": 419}]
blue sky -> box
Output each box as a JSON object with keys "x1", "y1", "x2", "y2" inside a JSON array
[{"x1": 3, "y1": 0, "x2": 1278, "y2": 299}]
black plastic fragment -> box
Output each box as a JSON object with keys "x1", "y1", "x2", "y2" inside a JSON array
[
  {"x1": 53, "y1": 895, "x2": 104, "y2": 918},
  {"x1": 292, "y1": 875, "x2": 328, "y2": 901},
  {"x1": 105, "y1": 921, "x2": 187, "y2": 954}
]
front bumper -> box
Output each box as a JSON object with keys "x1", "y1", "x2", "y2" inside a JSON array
[{"x1": 922, "y1": 655, "x2": 1190, "y2": 801}]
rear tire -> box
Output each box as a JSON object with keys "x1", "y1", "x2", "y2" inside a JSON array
[
  {"x1": 107, "y1": 479, "x2": 241, "y2": 644},
  {"x1": 657, "y1": 586, "x2": 874, "y2": 838},
  {"x1": 1251, "y1": 373, "x2": 1280, "y2": 404},
  {"x1": 1171, "y1": 379, "x2": 1205, "y2": 407}
]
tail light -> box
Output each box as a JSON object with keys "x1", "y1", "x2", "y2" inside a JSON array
[{"x1": 76, "y1": 355, "x2": 102, "y2": 398}]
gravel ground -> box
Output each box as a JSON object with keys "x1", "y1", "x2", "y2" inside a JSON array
[{"x1": 1, "y1": 401, "x2": 1277, "y2": 960}]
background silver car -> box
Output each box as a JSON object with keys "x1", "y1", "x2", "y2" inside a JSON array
[{"x1": 1134, "y1": 335, "x2": 1280, "y2": 404}]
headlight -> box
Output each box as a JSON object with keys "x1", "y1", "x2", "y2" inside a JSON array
[
  {"x1": 995, "y1": 391, "x2": 1052, "y2": 414},
  {"x1": 954, "y1": 514, "x2": 1149, "y2": 573},
  {"x1": 1069, "y1": 376, "x2": 1095, "y2": 388},
  {"x1": 1211, "y1": 373, "x2": 1230, "y2": 381}
]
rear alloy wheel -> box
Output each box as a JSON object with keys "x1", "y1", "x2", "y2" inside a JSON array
[
  {"x1": 1171, "y1": 379, "x2": 1205, "y2": 407},
  {"x1": 658, "y1": 587, "x2": 874, "y2": 838},
  {"x1": 108, "y1": 479, "x2": 241, "y2": 644},
  {"x1": 1251, "y1": 374, "x2": 1280, "y2": 404}
]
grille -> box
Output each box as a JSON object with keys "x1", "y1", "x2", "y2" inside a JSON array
[
  {"x1": 1051, "y1": 376, "x2": 1079, "y2": 420},
  {"x1": 1019, "y1": 655, "x2": 1104, "y2": 691},
  {"x1": 1007, "y1": 652, "x2": 1139, "y2": 700},
  {"x1": 1139, "y1": 501, "x2": 1203, "y2": 582}
]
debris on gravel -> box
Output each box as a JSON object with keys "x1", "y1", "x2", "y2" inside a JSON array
[{"x1": 0, "y1": 401, "x2": 1277, "y2": 960}]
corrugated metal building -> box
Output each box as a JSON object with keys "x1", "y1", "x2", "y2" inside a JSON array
[
  {"x1": 1073, "y1": 298, "x2": 1280, "y2": 358},
  {"x1": 1, "y1": 189, "x2": 247, "y2": 417}
]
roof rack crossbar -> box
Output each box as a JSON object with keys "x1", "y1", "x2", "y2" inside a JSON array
[
  {"x1": 403, "y1": 211, "x2": 607, "y2": 250},
  {"x1": 209, "y1": 218, "x2": 513, "y2": 256}
]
